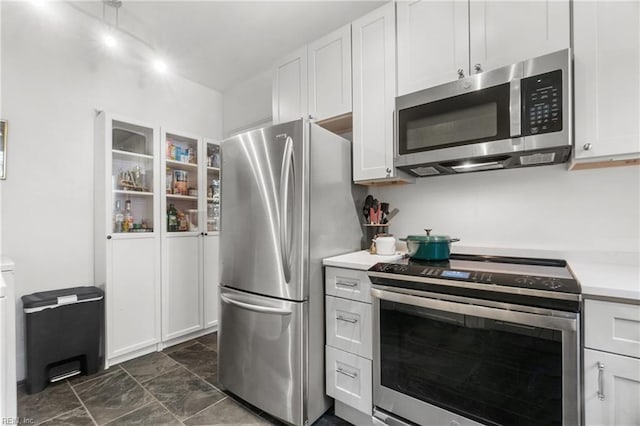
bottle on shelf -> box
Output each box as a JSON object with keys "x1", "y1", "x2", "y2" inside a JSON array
[
  {"x1": 167, "y1": 204, "x2": 178, "y2": 232},
  {"x1": 114, "y1": 200, "x2": 124, "y2": 233},
  {"x1": 123, "y1": 199, "x2": 134, "y2": 232}
]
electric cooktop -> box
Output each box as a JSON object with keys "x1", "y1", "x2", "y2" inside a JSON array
[{"x1": 368, "y1": 253, "x2": 582, "y2": 312}]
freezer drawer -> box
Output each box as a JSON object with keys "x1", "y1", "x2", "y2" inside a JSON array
[{"x1": 219, "y1": 286, "x2": 305, "y2": 425}]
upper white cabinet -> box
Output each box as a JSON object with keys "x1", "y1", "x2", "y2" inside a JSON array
[
  {"x1": 273, "y1": 25, "x2": 352, "y2": 124},
  {"x1": 308, "y1": 25, "x2": 352, "y2": 121},
  {"x1": 352, "y1": 2, "x2": 398, "y2": 183},
  {"x1": 469, "y1": 0, "x2": 570, "y2": 75},
  {"x1": 272, "y1": 47, "x2": 308, "y2": 124},
  {"x1": 397, "y1": 0, "x2": 469, "y2": 95},
  {"x1": 573, "y1": 0, "x2": 640, "y2": 163},
  {"x1": 396, "y1": 0, "x2": 569, "y2": 96}
]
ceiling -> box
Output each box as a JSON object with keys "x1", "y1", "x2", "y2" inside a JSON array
[{"x1": 69, "y1": 1, "x2": 387, "y2": 93}]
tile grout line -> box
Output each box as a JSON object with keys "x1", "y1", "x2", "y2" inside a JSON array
[
  {"x1": 68, "y1": 365, "x2": 124, "y2": 391},
  {"x1": 67, "y1": 380, "x2": 100, "y2": 426},
  {"x1": 180, "y1": 394, "x2": 229, "y2": 423},
  {"x1": 119, "y1": 365, "x2": 186, "y2": 426}
]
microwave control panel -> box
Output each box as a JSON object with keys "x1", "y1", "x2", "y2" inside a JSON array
[{"x1": 521, "y1": 69, "x2": 563, "y2": 136}]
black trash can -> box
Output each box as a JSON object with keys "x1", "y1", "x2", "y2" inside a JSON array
[{"x1": 22, "y1": 286, "x2": 104, "y2": 394}]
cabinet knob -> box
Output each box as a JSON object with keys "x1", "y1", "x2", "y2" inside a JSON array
[
  {"x1": 583, "y1": 143, "x2": 592, "y2": 151},
  {"x1": 457, "y1": 69, "x2": 465, "y2": 79},
  {"x1": 204, "y1": 232, "x2": 208, "y2": 236},
  {"x1": 107, "y1": 235, "x2": 112, "y2": 240},
  {"x1": 474, "y1": 63, "x2": 482, "y2": 73},
  {"x1": 200, "y1": 232, "x2": 204, "y2": 236},
  {"x1": 386, "y1": 167, "x2": 392, "y2": 175}
]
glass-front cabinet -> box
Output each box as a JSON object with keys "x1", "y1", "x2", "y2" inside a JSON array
[
  {"x1": 205, "y1": 141, "x2": 221, "y2": 233},
  {"x1": 164, "y1": 132, "x2": 200, "y2": 233}
]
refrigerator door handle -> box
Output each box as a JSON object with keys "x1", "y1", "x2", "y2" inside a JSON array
[
  {"x1": 220, "y1": 293, "x2": 293, "y2": 316},
  {"x1": 279, "y1": 136, "x2": 294, "y2": 283}
]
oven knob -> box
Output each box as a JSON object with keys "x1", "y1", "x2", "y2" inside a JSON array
[{"x1": 544, "y1": 280, "x2": 563, "y2": 289}]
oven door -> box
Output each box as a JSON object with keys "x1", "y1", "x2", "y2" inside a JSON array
[{"x1": 372, "y1": 287, "x2": 580, "y2": 426}]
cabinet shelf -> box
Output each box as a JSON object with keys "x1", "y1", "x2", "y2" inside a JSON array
[
  {"x1": 207, "y1": 166, "x2": 220, "y2": 172},
  {"x1": 166, "y1": 194, "x2": 198, "y2": 201},
  {"x1": 113, "y1": 189, "x2": 154, "y2": 197},
  {"x1": 112, "y1": 149, "x2": 153, "y2": 160},
  {"x1": 166, "y1": 159, "x2": 197, "y2": 170}
]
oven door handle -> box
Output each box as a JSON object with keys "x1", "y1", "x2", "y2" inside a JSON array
[{"x1": 370, "y1": 288, "x2": 577, "y2": 331}]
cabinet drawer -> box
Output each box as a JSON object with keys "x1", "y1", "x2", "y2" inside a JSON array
[
  {"x1": 326, "y1": 345, "x2": 372, "y2": 415},
  {"x1": 585, "y1": 299, "x2": 640, "y2": 359},
  {"x1": 326, "y1": 296, "x2": 372, "y2": 359},
  {"x1": 325, "y1": 267, "x2": 372, "y2": 303}
]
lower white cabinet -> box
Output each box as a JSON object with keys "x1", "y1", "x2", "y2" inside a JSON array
[
  {"x1": 584, "y1": 299, "x2": 640, "y2": 425},
  {"x1": 162, "y1": 234, "x2": 203, "y2": 341},
  {"x1": 203, "y1": 234, "x2": 220, "y2": 328},
  {"x1": 326, "y1": 345, "x2": 372, "y2": 415},
  {"x1": 325, "y1": 266, "x2": 374, "y2": 417},
  {"x1": 1, "y1": 258, "x2": 16, "y2": 420}
]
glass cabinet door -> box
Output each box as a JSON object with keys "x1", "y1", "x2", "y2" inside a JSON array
[
  {"x1": 205, "y1": 141, "x2": 220, "y2": 232},
  {"x1": 164, "y1": 132, "x2": 200, "y2": 233},
  {"x1": 111, "y1": 120, "x2": 155, "y2": 233}
]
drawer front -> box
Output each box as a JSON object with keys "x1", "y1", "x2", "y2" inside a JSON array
[
  {"x1": 585, "y1": 299, "x2": 640, "y2": 359},
  {"x1": 326, "y1": 295, "x2": 372, "y2": 359},
  {"x1": 325, "y1": 267, "x2": 372, "y2": 303},
  {"x1": 326, "y1": 345, "x2": 372, "y2": 415}
]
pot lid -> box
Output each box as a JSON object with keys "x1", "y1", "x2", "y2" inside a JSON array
[{"x1": 405, "y1": 229, "x2": 454, "y2": 242}]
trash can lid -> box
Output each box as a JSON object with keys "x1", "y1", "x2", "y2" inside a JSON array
[{"x1": 22, "y1": 286, "x2": 104, "y2": 310}]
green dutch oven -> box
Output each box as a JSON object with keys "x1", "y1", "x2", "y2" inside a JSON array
[{"x1": 400, "y1": 229, "x2": 460, "y2": 261}]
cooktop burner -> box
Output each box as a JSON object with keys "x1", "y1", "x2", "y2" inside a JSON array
[{"x1": 368, "y1": 253, "x2": 581, "y2": 312}]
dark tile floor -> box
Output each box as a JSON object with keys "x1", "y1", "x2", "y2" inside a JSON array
[{"x1": 17, "y1": 332, "x2": 350, "y2": 426}]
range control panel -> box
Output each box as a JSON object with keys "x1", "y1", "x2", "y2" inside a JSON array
[{"x1": 521, "y1": 69, "x2": 563, "y2": 136}]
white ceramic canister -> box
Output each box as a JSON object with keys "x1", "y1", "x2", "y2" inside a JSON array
[{"x1": 374, "y1": 235, "x2": 396, "y2": 256}]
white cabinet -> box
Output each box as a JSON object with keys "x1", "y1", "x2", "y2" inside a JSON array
[
  {"x1": 573, "y1": 0, "x2": 640, "y2": 165},
  {"x1": 161, "y1": 131, "x2": 221, "y2": 343},
  {"x1": 1, "y1": 258, "x2": 16, "y2": 420},
  {"x1": 469, "y1": 0, "x2": 569, "y2": 75},
  {"x1": 396, "y1": 0, "x2": 569, "y2": 95},
  {"x1": 308, "y1": 25, "x2": 352, "y2": 121},
  {"x1": 272, "y1": 47, "x2": 308, "y2": 124},
  {"x1": 397, "y1": 0, "x2": 469, "y2": 95},
  {"x1": 584, "y1": 299, "x2": 640, "y2": 426},
  {"x1": 94, "y1": 112, "x2": 161, "y2": 366},
  {"x1": 352, "y1": 2, "x2": 399, "y2": 183},
  {"x1": 325, "y1": 266, "x2": 374, "y2": 418},
  {"x1": 273, "y1": 24, "x2": 352, "y2": 124}
]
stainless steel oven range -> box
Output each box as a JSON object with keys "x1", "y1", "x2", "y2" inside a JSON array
[{"x1": 368, "y1": 254, "x2": 581, "y2": 426}]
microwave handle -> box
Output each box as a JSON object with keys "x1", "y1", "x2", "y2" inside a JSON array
[{"x1": 509, "y1": 79, "x2": 521, "y2": 137}]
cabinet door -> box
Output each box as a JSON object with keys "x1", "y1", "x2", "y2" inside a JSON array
[
  {"x1": 0, "y1": 296, "x2": 6, "y2": 418},
  {"x1": 397, "y1": 0, "x2": 469, "y2": 95},
  {"x1": 584, "y1": 349, "x2": 640, "y2": 426},
  {"x1": 162, "y1": 235, "x2": 203, "y2": 341},
  {"x1": 352, "y1": 2, "x2": 396, "y2": 182},
  {"x1": 203, "y1": 234, "x2": 220, "y2": 328},
  {"x1": 308, "y1": 24, "x2": 352, "y2": 121},
  {"x1": 469, "y1": 0, "x2": 569, "y2": 74},
  {"x1": 574, "y1": 0, "x2": 640, "y2": 160},
  {"x1": 272, "y1": 47, "x2": 308, "y2": 124},
  {"x1": 109, "y1": 237, "x2": 160, "y2": 359}
]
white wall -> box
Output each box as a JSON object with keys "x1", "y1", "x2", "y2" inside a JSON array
[
  {"x1": 373, "y1": 164, "x2": 640, "y2": 260},
  {"x1": 1, "y1": 2, "x2": 223, "y2": 380},
  {"x1": 223, "y1": 68, "x2": 272, "y2": 137}
]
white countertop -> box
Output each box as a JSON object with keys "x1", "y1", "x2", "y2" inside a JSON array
[
  {"x1": 323, "y1": 247, "x2": 640, "y2": 302},
  {"x1": 323, "y1": 250, "x2": 405, "y2": 270}
]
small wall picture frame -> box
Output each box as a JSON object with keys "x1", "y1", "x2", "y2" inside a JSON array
[{"x1": 0, "y1": 119, "x2": 6, "y2": 180}]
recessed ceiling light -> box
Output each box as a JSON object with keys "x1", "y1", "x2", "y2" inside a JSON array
[
  {"x1": 153, "y1": 59, "x2": 168, "y2": 73},
  {"x1": 103, "y1": 33, "x2": 117, "y2": 48}
]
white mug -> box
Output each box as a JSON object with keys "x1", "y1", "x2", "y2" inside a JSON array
[{"x1": 374, "y1": 236, "x2": 396, "y2": 256}]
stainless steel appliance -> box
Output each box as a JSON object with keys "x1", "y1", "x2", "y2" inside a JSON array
[
  {"x1": 395, "y1": 49, "x2": 572, "y2": 176},
  {"x1": 368, "y1": 254, "x2": 581, "y2": 426},
  {"x1": 218, "y1": 119, "x2": 362, "y2": 426}
]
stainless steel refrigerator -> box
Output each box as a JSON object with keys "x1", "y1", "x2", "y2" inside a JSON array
[{"x1": 218, "y1": 119, "x2": 362, "y2": 426}]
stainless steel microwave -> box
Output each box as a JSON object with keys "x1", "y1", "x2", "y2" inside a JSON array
[{"x1": 394, "y1": 49, "x2": 572, "y2": 177}]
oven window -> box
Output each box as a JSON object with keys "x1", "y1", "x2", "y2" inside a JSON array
[
  {"x1": 380, "y1": 300, "x2": 562, "y2": 426},
  {"x1": 398, "y1": 83, "x2": 511, "y2": 154}
]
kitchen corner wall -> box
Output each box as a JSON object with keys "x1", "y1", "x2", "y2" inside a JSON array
[
  {"x1": 1, "y1": 2, "x2": 223, "y2": 380},
  {"x1": 373, "y1": 164, "x2": 640, "y2": 258},
  {"x1": 222, "y1": 68, "x2": 272, "y2": 138}
]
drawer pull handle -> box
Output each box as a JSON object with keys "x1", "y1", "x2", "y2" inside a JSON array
[
  {"x1": 336, "y1": 279, "x2": 358, "y2": 287},
  {"x1": 337, "y1": 316, "x2": 358, "y2": 324},
  {"x1": 337, "y1": 368, "x2": 358, "y2": 379},
  {"x1": 597, "y1": 361, "x2": 605, "y2": 401}
]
